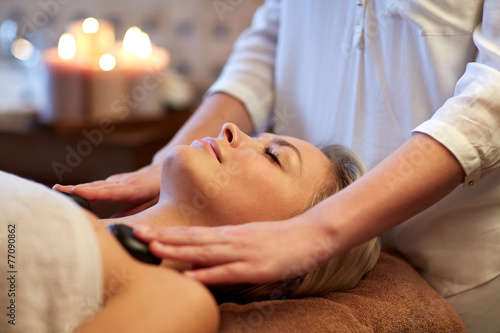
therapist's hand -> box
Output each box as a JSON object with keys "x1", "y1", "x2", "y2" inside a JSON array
[
  {"x1": 134, "y1": 217, "x2": 339, "y2": 285},
  {"x1": 53, "y1": 163, "x2": 162, "y2": 205}
]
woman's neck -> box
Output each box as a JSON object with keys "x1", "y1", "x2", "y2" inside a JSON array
[
  {"x1": 101, "y1": 200, "x2": 201, "y2": 272},
  {"x1": 102, "y1": 201, "x2": 189, "y2": 228}
]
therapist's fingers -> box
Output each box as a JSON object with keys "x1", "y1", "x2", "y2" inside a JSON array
[
  {"x1": 72, "y1": 182, "x2": 135, "y2": 202},
  {"x1": 149, "y1": 241, "x2": 240, "y2": 267},
  {"x1": 53, "y1": 180, "x2": 119, "y2": 194},
  {"x1": 52, "y1": 184, "x2": 79, "y2": 192},
  {"x1": 53, "y1": 181, "x2": 119, "y2": 206},
  {"x1": 135, "y1": 225, "x2": 228, "y2": 244},
  {"x1": 53, "y1": 164, "x2": 162, "y2": 204},
  {"x1": 54, "y1": 181, "x2": 125, "y2": 202},
  {"x1": 54, "y1": 179, "x2": 156, "y2": 204},
  {"x1": 52, "y1": 184, "x2": 69, "y2": 192}
]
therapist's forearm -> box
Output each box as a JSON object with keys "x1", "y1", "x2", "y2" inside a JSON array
[
  {"x1": 152, "y1": 93, "x2": 253, "y2": 164},
  {"x1": 307, "y1": 133, "x2": 466, "y2": 255}
]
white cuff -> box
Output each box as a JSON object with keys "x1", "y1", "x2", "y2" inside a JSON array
[{"x1": 412, "y1": 119, "x2": 481, "y2": 187}]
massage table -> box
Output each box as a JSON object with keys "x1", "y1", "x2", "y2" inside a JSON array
[{"x1": 218, "y1": 249, "x2": 465, "y2": 332}]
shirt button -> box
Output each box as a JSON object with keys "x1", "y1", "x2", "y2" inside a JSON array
[
  {"x1": 468, "y1": 180, "x2": 475, "y2": 187},
  {"x1": 356, "y1": 1, "x2": 363, "y2": 6}
]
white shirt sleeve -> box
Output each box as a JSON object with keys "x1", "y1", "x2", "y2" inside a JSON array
[
  {"x1": 205, "y1": 0, "x2": 280, "y2": 131},
  {"x1": 412, "y1": 0, "x2": 500, "y2": 185}
]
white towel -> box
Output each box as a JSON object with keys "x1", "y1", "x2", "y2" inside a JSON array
[{"x1": 0, "y1": 171, "x2": 102, "y2": 333}]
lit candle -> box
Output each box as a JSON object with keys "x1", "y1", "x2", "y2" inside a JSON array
[
  {"x1": 118, "y1": 27, "x2": 169, "y2": 119},
  {"x1": 87, "y1": 52, "x2": 126, "y2": 123},
  {"x1": 41, "y1": 19, "x2": 169, "y2": 127},
  {"x1": 40, "y1": 33, "x2": 86, "y2": 126}
]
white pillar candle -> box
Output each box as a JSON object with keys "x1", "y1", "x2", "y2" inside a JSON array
[
  {"x1": 40, "y1": 44, "x2": 86, "y2": 126},
  {"x1": 86, "y1": 53, "x2": 127, "y2": 123},
  {"x1": 118, "y1": 28, "x2": 170, "y2": 119}
]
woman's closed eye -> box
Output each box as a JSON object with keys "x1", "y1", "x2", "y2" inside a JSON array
[{"x1": 265, "y1": 147, "x2": 281, "y2": 166}]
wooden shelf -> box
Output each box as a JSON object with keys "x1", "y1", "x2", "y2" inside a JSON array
[
  {"x1": 0, "y1": 111, "x2": 191, "y2": 187},
  {"x1": 0, "y1": 111, "x2": 192, "y2": 217}
]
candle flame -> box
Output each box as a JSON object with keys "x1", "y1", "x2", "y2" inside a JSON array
[
  {"x1": 99, "y1": 53, "x2": 116, "y2": 71},
  {"x1": 123, "y1": 27, "x2": 142, "y2": 53},
  {"x1": 82, "y1": 17, "x2": 99, "y2": 34},
  {"x1": 123, "y1": 26, "x2": 152, "y2": 58},
  {"x1": 136, "y1": 32, "x2": 152, "y2": 59},
  {"x1": 58, "y1": 33, "x2": 76, "y2": 60}
]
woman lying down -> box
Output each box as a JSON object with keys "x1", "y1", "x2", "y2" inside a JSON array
[{"x1": 0, "y1": 123, "x2": 380, "y2": 333}]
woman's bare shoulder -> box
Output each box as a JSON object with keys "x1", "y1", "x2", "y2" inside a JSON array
[{"x1": 80, "y1": 211, "x2": 219, "y2": 332}]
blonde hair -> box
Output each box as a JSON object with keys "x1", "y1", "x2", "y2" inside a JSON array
[{"x1": 213, "y1": 144, "x2": 381, "y2": 304}]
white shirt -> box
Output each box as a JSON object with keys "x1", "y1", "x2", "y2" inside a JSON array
[{"x1": 207, "y1": 0, "x2": 500, "y2": 329}]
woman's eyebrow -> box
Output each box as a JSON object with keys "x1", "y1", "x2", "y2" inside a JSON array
[{"x1": 272, "y1": 137, "x2": 303, "y2": 167}]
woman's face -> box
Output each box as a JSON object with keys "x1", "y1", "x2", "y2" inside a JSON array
[{"x1": 161, "y1": 123, "x2": 333, "y2": 225}]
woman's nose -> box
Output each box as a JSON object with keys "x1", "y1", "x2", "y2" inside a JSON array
[{"x1": 220, "y1": 123, "x2": 242, "y2": 148}]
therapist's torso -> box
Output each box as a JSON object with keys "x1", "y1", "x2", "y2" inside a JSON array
[{"x1": 271, "y1": 0, "x2": 499, "y2": 299}]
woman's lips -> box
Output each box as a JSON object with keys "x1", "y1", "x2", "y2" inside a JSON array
[
  {"x1": 195, "y1": 138, "x2": 221, "y2": 163},
  {"x1": 203, "y1": 138, "x2": 222, "y2": 163}
]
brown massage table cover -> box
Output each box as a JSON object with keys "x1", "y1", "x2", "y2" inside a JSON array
[{"x1": 218, "y1": 249, "x2": 465, "y2": 332}]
